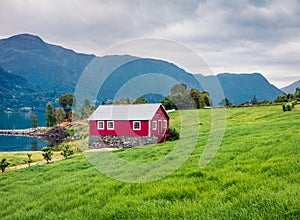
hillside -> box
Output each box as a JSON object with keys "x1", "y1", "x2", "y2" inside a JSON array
[
  {"x1": 0, "y1": 67, "x2": 41, "y2": 111},
  {"x1": 0, "y1": 106, "x2": 299, "y2": 219},
  {"x1": 0, "y1": 34, "x2": 285, "y2": 110},
  {"x1": 281, "y1": 79, "x2": 300, "y2": 94},
  {"x1": 0, "y1": 34, "x2": 95, "y2": 92},
  {"x1": 96, "y1": 57, "x2": 202, "y2": 104},
  {"x1": 217, "y1": 73, "x2": 283, "y2": 104}
]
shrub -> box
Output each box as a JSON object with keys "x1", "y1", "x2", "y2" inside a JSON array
[
  {"x1": 42, "y1": 147, "x2": 53, "y2": 163},
  {"x1": 282, "y1": 104, "x2": 286, "y2": 112},
  {"x1": 168, "y1": 128, "x2": 180, "y2": 141},
  {"x1": 286, "y1": 104, "x2": 292, "y2": 111},
  {"x1": 65, "y1": 128, "x2": 75, "y2": 137},
  {"x1": 0, "y1": 158, "x2": 10, "y2": 172},
  {"x1": 61, "y1": 145, "x2": 74, "y2": 159}
]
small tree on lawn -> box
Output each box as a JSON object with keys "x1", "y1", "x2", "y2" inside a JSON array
[
  {"x1": 24, "y1": 153, "x2": 33, "y2": 167},
  {"x1": 61, "y1": 145, "x2": 74, "y2": 159},
  {"x1": 0, "y1": 158, "x2": 10, "y2": 173},
  {"x1": 42, "y1": 147, "x2": 53, "y2": 163}
]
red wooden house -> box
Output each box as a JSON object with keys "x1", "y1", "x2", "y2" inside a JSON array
[{"x1": 88, "y1": 103, "x2": 170, "y2": 141}]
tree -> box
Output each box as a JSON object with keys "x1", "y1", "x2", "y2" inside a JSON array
[
  {"x1": 46, "y1": 102, "x2": 56, "y2": 127},
  {"x1": 0, "y1": 158, "x2": 10, "y2": 172},
  {"x1": 295, "y1": 88, "x2": 300, "y2": 101},
  {"x1": 219, "y1": 98, "x2": 232, "y2": 107},
  {"x1": 42, "y1": 147, "x2": 53, "y2": 163},
  {"x1": 168, "y1": 83, "x2": 194, "y2": 109},
  {"x1": 24, "y1": 153, "x2": 33, "y2": 167},
  {"x1": 58, "y1": 94, "x2": 76, "y2": 109},
  {"x1": 160, "y1": 97, "x2": 175, "y2": 110},
  {"x1": 252, "y1": 95, "x2": 258, "y2": 105},
  {"x1": 171, "y1": 83, "x2": 188, "y2": 94},
  {"x1": 275, "y1": 94, "x2": 288, "y2": 103},
  {"x1": 115, "y1": 98, "x2": 131, "y2": 104},
  {"x1": 61, "y1": 145, "x2": 74, "y2": 159},
  {"x1": 189, "y1": 89, "x2": 211, "y2": 109},
  {"x1": 199, "y1": 92, "x2": 211, "y2": 108},
  {"x1": 81, "y1": 98, "x2": 94, "y2": 119},
  {"x1": 55, "y1": 108, "x2": 66, "y2": 124},
  {"x1": 31, "y1": 113, "x2": 38, "y2": 128},
  {"x1": 133, "y1": 96, "x2": 148, "y2": 104},
  {"x1": 58, "y1": 94, "x2": 76, "y2": 120}
]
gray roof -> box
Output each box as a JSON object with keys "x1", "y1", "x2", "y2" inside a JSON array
[{"x1": 88, "y1": 103, "x2": 169, "y2": 121}]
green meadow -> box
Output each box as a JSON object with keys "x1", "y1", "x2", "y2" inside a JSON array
[{"x1": 0, "y1": 105, "x2": 299, "y2": 219}]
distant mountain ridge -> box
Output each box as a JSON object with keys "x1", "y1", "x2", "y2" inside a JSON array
[
  {"x1": 281, "y1": 80, "x2": 300, "y2": 94},
  {"x1": 0, "y1": 33, "x2": 284, "y2": 111},
  {"x1": 217, "y1": 73, "x2": 283, "y2": 104},
  {"x1": 0, "y1": 34, "x2": 95, "y2": 92}
]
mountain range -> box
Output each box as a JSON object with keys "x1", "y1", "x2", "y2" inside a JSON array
[
  {"x1": 281, "y1": 80, "x2": 300, "y2": 94},
  {"x1": 0, "y1": 34, "x2": 285, "y2": 111}
]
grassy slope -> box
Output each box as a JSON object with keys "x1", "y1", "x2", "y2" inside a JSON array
[{"x1": 0, "y1": 106, "x2": 299, "y2": 219}]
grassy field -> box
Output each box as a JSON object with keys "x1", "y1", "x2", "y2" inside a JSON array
[{"x1": 0, "y1": 105, "x2": 299, "y2": 219}]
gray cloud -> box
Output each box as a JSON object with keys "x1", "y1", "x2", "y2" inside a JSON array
[{"x1": 0, "y1": 0, "x2": 299, "y2": 87}]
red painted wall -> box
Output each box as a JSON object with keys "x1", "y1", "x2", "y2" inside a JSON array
[
  {"x1": 89, "y1": 105, "x2": 169, "y2": 137},
  {"x1": 89, "y1": 120, "x2": 149, "y2": 137},
  {"x1": 150, "y1": 106, "x2": 169, "y2": 136}
]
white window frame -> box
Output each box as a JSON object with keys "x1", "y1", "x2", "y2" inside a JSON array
[
  {"x1": 107, "y1": 121, "x2": 114, "y2": 130},
  {"x1": 163, "y1": 120, "x2": 167, "y2": 129},
  {"x1": 97, "y1": 121, "x2": 104, "y2": 130},
  {"x1": 152, "y1": 121, "x2": 157, "y2": 130},
  {"x1": 133, "y1": 121, "x2": 141, "y2": 130}
]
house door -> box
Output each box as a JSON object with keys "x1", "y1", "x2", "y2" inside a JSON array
[{"x1": 158, "y1": 120, "x2": 163, "y2": 134}]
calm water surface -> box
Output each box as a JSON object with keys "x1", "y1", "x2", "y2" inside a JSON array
[
  {"x1": 0, "y1": 136, "x2": 48, "y2": 152},
  {"x1": 0, "y1": 112, "x2": 48, "y2": 151},
  {"x1": 0, "y1": 112, "x2": 46, "y2": 129}
]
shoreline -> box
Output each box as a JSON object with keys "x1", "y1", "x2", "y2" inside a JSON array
[{"x1": 0, "y1": 127, "x2": 47, "y2": 139}]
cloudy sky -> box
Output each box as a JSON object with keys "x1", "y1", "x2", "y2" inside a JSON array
[{"x1": 0, "y1": 0, "x2": 299, "y2": 87}]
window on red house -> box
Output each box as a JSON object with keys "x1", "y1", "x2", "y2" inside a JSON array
[
  {"x1": 133, "y1": 121, "x2": 141, "y2": 130},
  {"x1": 107, "y1": 121, "x2": 114, "y2": 130}
]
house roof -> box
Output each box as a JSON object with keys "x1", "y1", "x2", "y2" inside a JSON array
[{"x1": 88, "y1": 103, "x2": 169, "y2": 121}]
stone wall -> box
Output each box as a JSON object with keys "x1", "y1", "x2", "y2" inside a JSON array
[{"x1": 89, "y1": 135, "x2": 158, "y2": 149}]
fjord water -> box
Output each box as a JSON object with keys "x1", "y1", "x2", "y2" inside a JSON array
[
  {"x1": 0, "y1": 112, "x2": 48, "y2": 151},
  {"x1": 0, "y1": 136, "x2": 48, "y2": 151},
  {"x1": 0, "y1": 112, "x2": 46, "y2": 129}
]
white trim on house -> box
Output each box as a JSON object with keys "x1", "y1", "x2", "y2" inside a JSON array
[
  {"x1": 152, "y1": 121, "x2": 157, "y2": 130},
  {"x1": 97, "y1": 121, "x2": 104, "y2": 130},
  {"x1": 163, "y1": 120, "x2": 167, "y2": 129},
  {"x1": 133, "y1": 121, "x2": 141, "y2": 130},
  {"x1": 107, "y1": 121, "x2": 114, "y2": 130},
  {"x1": 148, "y1": 120, "x2": 151, "y2": 136}
]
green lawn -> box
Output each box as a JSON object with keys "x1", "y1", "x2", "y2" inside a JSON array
[{"x1": 0, "y1": 106, "x2": 299, "y2": 219}]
